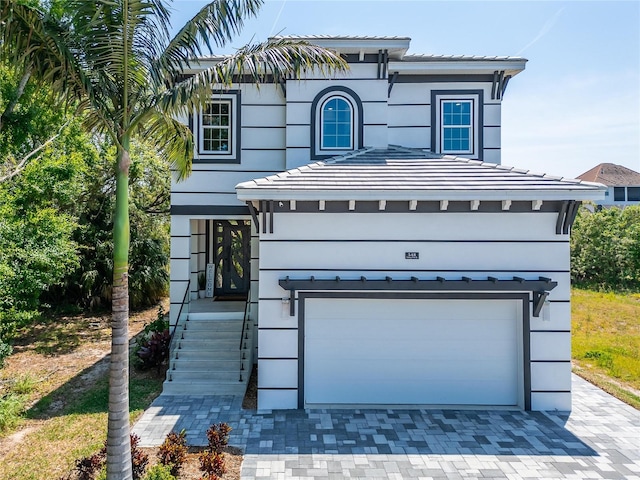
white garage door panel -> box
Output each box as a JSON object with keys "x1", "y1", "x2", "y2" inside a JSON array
[{"x1": 305, "y1": 298, "x2": 520, "y2": 406}]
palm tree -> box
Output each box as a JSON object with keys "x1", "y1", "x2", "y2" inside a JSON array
[{"x1": 1, "y1": 1, "x2": 346, "y2": 478}]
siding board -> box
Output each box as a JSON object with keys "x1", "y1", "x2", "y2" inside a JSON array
[
  {"x1": 258, "y1": 359, "x2": 298, "y2": 388},
  {"x1": 258, "y1": 240, "x2": 568, "y2": 272},
  {"x1": 530, "y1": 332, "x2": 571, "y2": 360},
  {"x1": 241, "y1": 105, "x2": 285, "y2": 127},
  {"x1": 388, "y1": 104, "x2": 430, "y2": 127},
  {"x1": 257, "y1": 389, "x2": 297, "y2": 410},
  {"x1": 268, "y1": 213, "x2": 563, "y2": 241},
  {"x1": 241, "y1": 127, "x2": 285, "y2": 150}
]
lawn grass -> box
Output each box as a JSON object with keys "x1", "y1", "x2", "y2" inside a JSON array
[
  {"x1": 572, "y1": 288, "x2": 640, "y2": 408},
  {"x1": 0, "y1": 366, "x2": 164, "y2": 480},
  {"x1": 0, "y1": 304, "x2": 166, "y2": 480}
]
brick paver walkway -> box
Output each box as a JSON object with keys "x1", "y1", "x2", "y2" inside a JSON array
[{"x1": 133, "y1": 375, "x2": 640, "y2": 479}]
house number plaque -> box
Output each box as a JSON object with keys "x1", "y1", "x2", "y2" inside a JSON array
[{"x1": 405, "y1": 252, "x2": 419, "y2": 259}]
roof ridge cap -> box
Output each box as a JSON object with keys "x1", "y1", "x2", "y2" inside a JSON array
[{"x1": 324, "y1": 147, "x2": 377, "y2": 164}]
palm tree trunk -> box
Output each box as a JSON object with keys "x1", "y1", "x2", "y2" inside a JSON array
[{"x1": 107, "y1": 141, "x2": 133, "y2": 480}]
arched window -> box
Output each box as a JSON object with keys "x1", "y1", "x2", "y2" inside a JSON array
[
  {"x1": 311, "y1": 86, "x2": 363, "y2": 159},
  {"x1": 321, "y1": 97, "x2": 353, "y2": 149}
]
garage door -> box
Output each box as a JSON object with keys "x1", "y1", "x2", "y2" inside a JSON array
[{"x1": 304, "y1": 297, "x2": 521, "y2": 406}]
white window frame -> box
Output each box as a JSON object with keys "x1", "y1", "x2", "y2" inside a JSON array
[
  {"x1": 440, "y1": 99, "x2": 473, "y2": 154},
  {"x1": 312, "y1": 88, "x2": 361, "y2": 159},
  {"x1": 320, "y1": 96, "x2": 354, "y2": 150},
  {"x1": 194, "y1": 91, "x2": 239, "y2": 163},
  {"x1": 200, "y1": 99, "x2": 232, "y2": 154},
  {"x1": 432, "y1": 91, "x2": 482, "y2": 159}
]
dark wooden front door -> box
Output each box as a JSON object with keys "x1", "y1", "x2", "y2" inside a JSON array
[{"x1": 214, "y1": 221, "x2": 250, "y2": 298}]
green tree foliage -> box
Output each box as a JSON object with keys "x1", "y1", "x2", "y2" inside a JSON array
[
  {"x1": 0, "y1": 120, "x2": 85, "y2": 349},
  {"x1": 1, "y1": 57, "x2": 170, "y2": 339},
  {"x1": 3, "y1": 1, "x2": 346, "y2": 476},
  {"x1": 0, "y1": 64, "x2": 64, "y2": 159},
  {"x1": 47, "y1": 138, "x2": 170, "y2": 310},
  {"x1": 571, "y1": 205, "x2": 640, "y2": 291}
]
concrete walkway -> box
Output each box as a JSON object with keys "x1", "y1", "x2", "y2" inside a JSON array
[{"x1": 133, "y1": 375, "x2": 640, "y2": 479}]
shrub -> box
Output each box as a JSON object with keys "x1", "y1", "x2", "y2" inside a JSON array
[
  {"x1": 199, "y1": 423, "x2": 231, "y2": 479},
  {"x1": 67, "y1": 433, "x2": 148, "y2": 480},
  {"x1": 206, "y1": 423, "x2": 231, "y2": 454},
  {"x1": 571, "y1": 205, "x2": 640, "y2": 291},
  {"x1": 198, "y1": 451, "x2": 226, "y2": 479},
  {"x1": 100, "y1": 434, "x2": 149, "y2": 479},
  {"x1": 73, "y1": 451, "x2": 105, "y2": 480},
  {"x1": 135, "y1": 306, "x2": 170, "y2": 371},
  {"x1": 157, "y1": 430, "x2": 188, "y2": 476},
  {"x1": 129, "y1": 433, "x2": 150, "y2": 480},
  {"x1": 144, "y1": 305, "x2": 169, "y2": 335},
  {"x1": 135, "y1": 330, "x2": 171, "y2": 371},
  {"x1": 142, "y1": 464, "x2": 176, "y2": 480}
]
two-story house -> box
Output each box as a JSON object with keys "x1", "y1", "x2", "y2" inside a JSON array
[{"x1": 167, "y1": 36, "x2": 605, "y2": 412}]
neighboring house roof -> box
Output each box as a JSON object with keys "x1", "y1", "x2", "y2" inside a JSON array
[
  {"x1": 576, "y1": 163, "x2": 640, "y2": 187},
  {"x1": 236, "y1": 146, "x2": 606, "y2": 202}
]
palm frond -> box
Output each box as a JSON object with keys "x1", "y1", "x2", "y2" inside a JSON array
[
  {"x1": 138, "y1": 109, "x2": 193, "y2": 181},
  {"x1": 1, "y1": 3, "x2": 80, "y2": 99},
  {"x1": 159, "y1": 38, "x2": 348, "y2": 115},
  {"x1": 157, "y1": 0, "x2": 262, "y2": 78},
  {"x1": 65, "y1": 0, "x2": 171, "y2": 124}
]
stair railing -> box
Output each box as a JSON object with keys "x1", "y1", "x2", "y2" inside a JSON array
[
  {"x1": 169, "y1": 280, "x2": 190, "y2": 355},
  {"x1": 239, "y1": 288, "x2": 253, "y2": 382}
]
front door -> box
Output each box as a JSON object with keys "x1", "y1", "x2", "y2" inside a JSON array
[{"x1": 213, "y1": 221, "x2": 250, "y2": 298}]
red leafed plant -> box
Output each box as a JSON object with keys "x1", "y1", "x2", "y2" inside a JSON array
[
  {"x1": 198, "y1": 423, "x2": 232, "y2": 479},
  {"x1": 157, "y1": 429, "x2": 188, "y2": 476}
]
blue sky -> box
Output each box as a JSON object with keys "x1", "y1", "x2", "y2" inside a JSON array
[{"x1": 170, "y1": 0, "x2": 640, "y2": 178}]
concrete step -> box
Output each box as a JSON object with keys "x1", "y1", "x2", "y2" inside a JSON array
[
  {"x1": 170, "y1": 359, "x2": 242, "y2": 371},
  {"x1": 161, "y1": 380, "x2": 248, "y2": 396},
  {"x1": 183, "y1": 318, "x2": 243, "y2": 329},
  {"x1": 176, "y1": 319, "x2": 244, "y2": 339},
  {"x1": 169, "y1": 370, "x2": 240, "y2": 382},
  {"x1": 174, "y1": 338, "x2": 239, "y2": 349},
  {"x1": 174, "y1": 330, "x2": 240, "y2": 342},
  {"x1": 171, "y1": 349, "x2": 240, "y2": 361},
  {"x1": 162, "y1": 310, "x2": 250, "y2": 398},
  {"x1": 188, "y1": 311, "x2": 244, "y2": 321}
]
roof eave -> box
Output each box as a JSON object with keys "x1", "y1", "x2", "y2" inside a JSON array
[
  {"x1": 270, "y1": 36, "x2": 412, "y2": 59},
  {"x1": 236, "y1": 187, "x2": 606, "y2": 203},
  {"x1": 388, "y1": 59, "x2": 526, "y2": 76}
]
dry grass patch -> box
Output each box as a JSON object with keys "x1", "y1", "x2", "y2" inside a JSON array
[
  {"x1": 0, "y1": 299, "x2": 245, "y2": 480},
  {"x1": 0, "y1": 303, "x2": 167, "y2": 479},
  {"x1": 572, "y1": 288, "x2": 640, "y2": 408}
]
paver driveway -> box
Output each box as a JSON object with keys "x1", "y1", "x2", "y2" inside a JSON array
[{"x1": 133, "y1": 375, "x2": 640, "y2": 479}]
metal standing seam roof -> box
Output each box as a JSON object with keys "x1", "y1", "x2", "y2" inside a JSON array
[
  {"x1": 235, "y1": 146, "x2": 606, "y2": 202},
  {"x1": 272, "y1": 35, "x2": 412, "y2": 41},
  {"x1": 401, "y1": 54, "x2": 527, "y2": 62}
]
